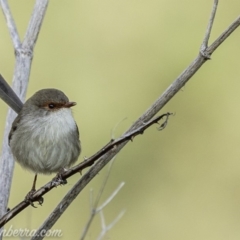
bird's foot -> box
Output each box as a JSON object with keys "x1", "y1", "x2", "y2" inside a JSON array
[
  {"x1": 25, "y1": 189, "x2": 44, "y2": 208},
  {"x1": 24, "y1": 174, "x2": 44, "y2": 207}
]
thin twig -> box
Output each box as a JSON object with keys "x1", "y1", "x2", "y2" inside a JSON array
[
  {"x1": 80, "y1": 158, "x2": 116, "y2": 240},
  {"x1": 22, "y1": 0, "x2": 49, "y2": 50},
  {"x1": 111, "y1": 118, "x2": 127, "y2": 139},
  {"x1": 80, "y1": 158, "x2": 123, "y2": 240},
  {"x1": 97, "y1": 210, "x2": 125, "y2": 240},
  {"x1": 0, "y1": 0, "x2": 21, "y2": 49},
  {"x1": 94, "y1": 158, "x2": 116, "y2": 209},
  {"x1": 208, "y1": 15, "x2": 240, "y2": 53},
  {"x1": 200, "y1": 0, "x2": 219, "y2": 59},
  {"x1": 99, "y1": 210, "x2": 106, "y2": 230},
  {"x1": 96, "y1": 182, "x2": 125, "y2": 213}
]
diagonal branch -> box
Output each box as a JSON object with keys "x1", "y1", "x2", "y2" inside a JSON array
[
  {"x1": 30, "y1": 14, "x2": 240, "y2": 239},
  {"x1": 96, "y1": 182, "x2": 125, "y2": 213},
  {"x1": 208, "y1": 15, "x2": 240, "y2": 53},
  {"x1": 134, "y1": 16, "x2": 240, "y2": 126},
  {"x1": 0, "y1": 113, "x2": 171, "y2": 228}
]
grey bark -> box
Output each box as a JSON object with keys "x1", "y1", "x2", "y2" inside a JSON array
[{"x1": 0, "y1": 1, "x2": 49, "y2": 239}]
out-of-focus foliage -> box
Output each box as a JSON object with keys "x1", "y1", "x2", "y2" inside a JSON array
[{"x1": 0, "y1": 0, "x2": 240, "y2": 239}]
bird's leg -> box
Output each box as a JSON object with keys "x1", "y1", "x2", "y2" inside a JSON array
[
  {"x1": 51, "y1": 168, "x2": 68, "y2": 187},
  {"x1": 31, "y1": 173, "x2": 37, "y2": 191},
  {"x1": 25, "y1": 174, "x2": 44, "y2": 207}
]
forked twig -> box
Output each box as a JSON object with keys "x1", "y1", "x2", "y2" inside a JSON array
[
  {"x1": 200, "y1": 0, "x2": 219, "y2": 59},
  {"x1": 97, "y1": 209, "x2": 125, "y2": 240}
]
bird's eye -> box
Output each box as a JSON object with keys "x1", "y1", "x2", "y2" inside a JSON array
[{"x1": 48, "y1": 103, "x2": 55, "y2": 109}]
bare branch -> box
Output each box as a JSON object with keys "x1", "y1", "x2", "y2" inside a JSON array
[
  {"x1": 111, "y1": 118, "x2": 127, "y2": 139},
  {"x1": 104, "y1": 210, "x2": 125, "y2": 231},
  {"x1": 96, "y1": 182, "x2": 125, "y2": 213},
  {"x1": 200, "y1": 0, "x2": 218, "y2": 58},
  {"x1": 97, "y1": 210, "x2": 125, "y2": 240},
  {"x1": 80, "y1": 160, "x2": 123, "y2": 240},
  {"x1": 208, "y1": 15, "x2": 240, "y2": 53},
  {"x1": 131, "y1": 15, "x2": 240, "y2": 127},
  {"x1": 94, "y1": 158, "x2": 116, "y2": 209},
  {"x1": 99, "y1": 211, "x2": 106, "y2": 230},
  {"x1": 0, "y1": 0, "x2": 21, "y2": 49},
  {"x1": 28, "y1": 14, "x2": 240, "y2": 238},
  {"x1": 22, "y1": 0, "x2": 49, "y2": 50}
]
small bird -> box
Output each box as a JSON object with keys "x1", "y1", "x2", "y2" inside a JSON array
[
  {"x1": 8, "y1": 89, "x2": 81, "y2": 175},
  {"x1": 0, "y1": 75, "x2": 81, "y2": 205}
]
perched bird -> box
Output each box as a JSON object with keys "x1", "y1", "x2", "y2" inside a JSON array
[
  {"x1": 8, "y1": 89, "x2": 81, "y2": 175},
  {"x1": 0, "y1": 75, "x2": 81, "y2": 204}
]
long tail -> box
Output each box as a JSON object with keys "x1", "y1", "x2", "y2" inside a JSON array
[{"x1": 0, "y1": 74, "x2": 23, "y2": 113}]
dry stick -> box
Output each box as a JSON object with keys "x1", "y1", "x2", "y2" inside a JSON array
[
  {"x1": 80, "y1": 159, "x2": 123, "y2": 240},
  {"x1": 0, "y1": 0, "x2": 49, "y2": 238},
  {"x1": 0, "y1": 113, "x2": 171, "y2": 228},
  {"x1": 0, "y1": 0, "x2": 21, "y2": 48},
  {"x1": 200, "y1": 0, "x2": 218, "y2": 58},
  {"x1": 0, "y1": 0, "x2": 21, "y2": 226},
  {"x1": 97, "y1": 205, "x2": 125, "y2": 240},
  {"x1": 30, "y1": 16, "x2": 240, "y2": 239}
]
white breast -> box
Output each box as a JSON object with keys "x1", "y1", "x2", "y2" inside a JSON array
[
  {"x1": 29, "y1": 108, "x2": 77, "y2": 142},
  {"x1": 10, "y1": 108, "x2": 80, "y2": 174}
]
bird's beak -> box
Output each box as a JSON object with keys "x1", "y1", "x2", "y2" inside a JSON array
[{"x1": 64, "y1": 102, "x2": 76, "y2": 108}]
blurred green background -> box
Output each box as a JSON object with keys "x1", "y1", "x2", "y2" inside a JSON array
[{"x1": 0, "y1": 0, "x2": 240, "y2": 239}]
